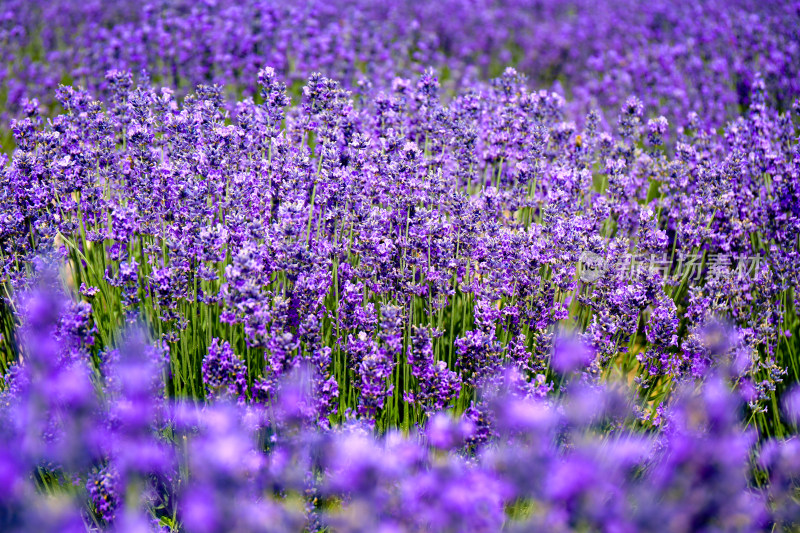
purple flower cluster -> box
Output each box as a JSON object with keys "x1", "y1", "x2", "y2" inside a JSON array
[
  {"x1": 86, "y1": 465, "x2": 120, "y2": 525},
  {"x1": 405, "y1": 326, "x2": 461, "y2": 413},
  {"x1": 201, "y1": 338, "x2": 247, "y2": 404}
]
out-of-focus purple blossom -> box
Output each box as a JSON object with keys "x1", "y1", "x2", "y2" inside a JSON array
[
  {"x1": 783, "y1": 385, "x2": 800, "y2": 426},
  {"x1": 425, "y1": 412, "x2": 475, "y2": 451},
  {"x1": 551, "y1": 334, "x2": 595, "y2": 374}
]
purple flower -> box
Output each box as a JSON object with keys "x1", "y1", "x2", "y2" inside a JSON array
[
  {"x1": 406, "y1": 327, "x2": 461, "y2": 413},
  {"x1": 202, "y1": 339, "x2": 248, "y2": 404},
  {"x1": 551, "y1": 334, "x2": 595, "y2": 374},
  {"x1": 87, "y1": 464, "x2": 120, "y2": 524}
]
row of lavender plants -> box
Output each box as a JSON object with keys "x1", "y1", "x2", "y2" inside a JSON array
[
  {"x1": 0, "y1": 64, "x2": 798, "y2": 529},
  {"x1": 1, "y1": 0, "x2": 799, "y2": 135},
  {"x1": 2, "y1": 277, "x2": 799, "y2": 531},
  {"x1": 3, "y1": 66, "x2": 799, "y2": 426}
]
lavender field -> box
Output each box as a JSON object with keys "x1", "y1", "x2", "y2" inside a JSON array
[{"x1": 1, "y1": 1, "x2": 799, "y2": 531}]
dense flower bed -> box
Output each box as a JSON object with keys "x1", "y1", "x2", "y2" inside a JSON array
[
  {"x1": 2, "y1": 1, "x2": 799, "y2": 129},
  {"x1": 0, "y1": 1, "x2": 799, "y2": 531}
]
